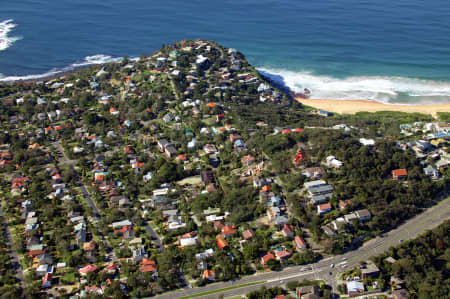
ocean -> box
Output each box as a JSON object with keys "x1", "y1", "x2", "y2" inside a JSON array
[{"x1": 1, "y1": 0, "x2": 450, "y2": 104}]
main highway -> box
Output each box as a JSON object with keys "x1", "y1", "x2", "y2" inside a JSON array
[{"x1": 155, "y1": 196, "x2": 450, "y2": 299}]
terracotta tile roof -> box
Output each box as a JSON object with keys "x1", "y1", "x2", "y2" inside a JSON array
[
  {"x1": 275, "y1": 249, "x2": 291, "y2": 259},
  {"x1": 261, "y1": 252, "x2": 275, "y2": 265},
  {"x1": 318, "y1": 203, "x2": 332, "y2": 210},
  {"x1": 392, "y1": 169, "x2": 408, "y2": 177},
  {"x1": 203, "y1": 269, "x2": 215, "y2": 279},
  {"x1": 294, "y1": 236, "x2": 306, "y2": 248},
  {"x1": 221, "y1": 225, "x2": 235, "y2": 237},
  {"x1": 140, "y1": 258, "x2": 157, "y2": 272},
  {"x1": 216, "y1": 235, "x2": 228, "y2": 249},
  {"x1": 79, "y1": 264, "x2": 98, "y2": 275},
  {"x1": 242, "y1": 229, "x2": 254, "y2": 240}
]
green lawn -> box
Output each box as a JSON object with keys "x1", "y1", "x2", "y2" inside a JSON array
[
  {"x1": 177, "y1": 176, "x2": 202, "y2": 185},
  {"x1": 178, "y1": 281, "x2": 265, "y2": 299}
]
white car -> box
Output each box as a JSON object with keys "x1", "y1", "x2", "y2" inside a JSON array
[
  {"x1": 342, "y1": 257, "x2": 348, "y2": 261},
  {"x1": 330, "y1": 264, "x2": 334, "y2": 268}
]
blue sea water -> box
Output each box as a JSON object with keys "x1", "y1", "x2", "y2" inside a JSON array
[{"x1": 1, "y1": 0, "x2": 450, "y2": 104}]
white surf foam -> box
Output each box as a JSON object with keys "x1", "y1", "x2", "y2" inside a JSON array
[
  {"x1": 71, "y1": 54, "x2": 123, "y2": 67},
  {"x1": 258, "y1": 67, "x2": 450, "y2": 104},
  {"x1": 0, "y1": 54, "x2": 128, "y2": 82},
  {"x1": 0, "y1": 19, "x2": 22, "y2": 51}
]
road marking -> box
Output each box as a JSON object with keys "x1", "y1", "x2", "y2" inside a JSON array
[{"x1": 266, "y1": 271, "x2": 314, "y2": 283}]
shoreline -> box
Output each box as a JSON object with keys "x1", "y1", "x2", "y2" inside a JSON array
[
  {"x1": 296, "y1": 97, "x2": 450, "y2": 118},
  {"x1": 0, "y1": 65, "x2": 94, "y2": 84}
]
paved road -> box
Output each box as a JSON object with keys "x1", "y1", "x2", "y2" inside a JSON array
[
  {"x1": 0, "y1": 203, "x2": 27, "y2": 298},
  {"x1": 53, "y1": 142, "x2": 115, "y2": 258},
  {"x1": 53, "y1": 142, "x2": 101, "y2": 217},
  {"x1": 144, "y1": 221, "x2": 164, "y2": 251},
  {"x1": 155, "y1": 196, "x2": 450, "y2": 299}
]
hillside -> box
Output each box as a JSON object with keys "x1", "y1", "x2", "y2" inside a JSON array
[{"x1": 0, "y1": 40, "x2": 448, "y2": 297}]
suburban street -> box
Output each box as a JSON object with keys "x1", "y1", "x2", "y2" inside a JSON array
[
  {"x1": 53, "y1": 141, "x2": 165, "y2": 254},
  {"x1": 155, "y1": 196, "x2": 450, "y2": 299},
  {"x1": 144, "y1": 221, "x2": 164, "y2": 251},
  {"x1": 0, "y1": 202, "x2": 27, "y2": 298},
  {"x1": 52, "y1": 142, "x2": 114, "y2": 260}
]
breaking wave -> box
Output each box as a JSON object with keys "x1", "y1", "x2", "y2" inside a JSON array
[
  {"x1": 0, "y1": 54, "x2": 125, "y2": 82},
  {"x1": 0, "y1": 19, "x2": 22, "y2": 51},
  {"x1": 258, "y1": 67, "x2": 450, "y2": 104}
]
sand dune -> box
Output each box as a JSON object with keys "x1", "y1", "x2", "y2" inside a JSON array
[{"x1": 296, "y1": 98, "x2": 450, "y2": 118}]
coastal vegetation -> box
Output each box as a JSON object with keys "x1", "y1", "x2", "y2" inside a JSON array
[
  {"x1": 0, "y1": 39, "x2": 447, "y2": 297},
  {"x1": 372, "y1": 220, "x2": 450, "y2": 298}
]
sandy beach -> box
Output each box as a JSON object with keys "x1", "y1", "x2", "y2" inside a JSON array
[{"x1": 296, "y1": 97, "x2": 450, "y2": 118}]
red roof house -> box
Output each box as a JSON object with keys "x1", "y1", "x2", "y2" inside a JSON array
[
  {"x1": 392, "y1": 169, "x2": 408, "y2": 180},
  {"x1": 79, "y1": 264, "x2": 98, "y2": 276},
  {"x1": 261, "y1": 252, "x2": 275, "y2": 265},
  {"x1": 294, "y1": 236, "x2": 307, "y2": 250}
]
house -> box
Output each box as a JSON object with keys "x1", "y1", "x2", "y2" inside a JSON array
[
  {"x1": 140, "y1": 258, "x2": 158, "y2": 276},
  {"x1": 105, "y1": 263, "x2": 119, "y2": 274},
  {"x1": 214, "y1": 220, "x2": 224, "y2": 232},
  {"x1": 36, "y1": 253, "x2": 53, "y2": 265},
  {"x1": 282, "y1": 224, "x2": 294, "y2": 238},
  {"x1": 359, "y1": 138, "x2": 375, "y2": 146},
  {"x1": 79, "y1": 264, "x2": 98, "y2": 276},
  {"x1": 310, "y1": 194, "x2": 330, "y2": 205},
  {"x1": 347, "y1": 281, "x2": 364, "y2": 297},
  {"x1": 260, "y1": 252, "x2": 275, "y2": 265},
  {"x1": 203, "y1": 144, "x2": 218, "y2": 154},
  {"x1": 157, "y1": 139, "x2": 170, "y2": 152},
  {"x1": 338, "y1": 199, "x2": 351, "y2": 210},
  {"x1": 317, "y1": 203, "x2": 332, "y2": 215},
  {"x1": 242, "y1": 229, "x2": 254, "y2": 240},
  {"x1": 112, "y1": 219, "x2": 132, "y2": 229},
  {"x1": 202, "y1": 270, "x2": 216, "y2": 281},
  {"x1": 36, "y1": 264, "x2": 53, "y2": 277},
  {"x1": 216, "y1": 235, "x2": 229, "y2": 249},
  {"x1": 133, "y1": 247, "x2": 148, "y2": 262},
  {"x1": 355, "y1": 209, "x2": 371, "y2": 222},
  {"x1": 195, "y1": 248, "x2": 214, "y2": 261},
  {"x1": 114, "y1": 225, "x2": 133, "y2": 239},
  {"x1": 361, "y1": 262, "x2": 380, "y2": 279},
  {"x1": 229, "y1": 134, "x2": 242, "y2": 143},
  {"x1": 42, "y1": 273, "x2": 52, "y2": 288},
  {"x1": 241, "y1": 154, "x2": 255, "y2": 165},
  {"x1": 304, "y1": 180, "x2": 333, "y2": 198},
  {"x1": 326, "y1": 155, "x2": 343, "y2": 168},
  {"x1": 253, "y1": 177, "x2": 272, "y2": 188},
  {"x1": 294, "y1": 236, "x2": 307, "y2": 250},
  {"x1": 267, "y1": 206, "x2": 280, "y2": 220},
  {"x1": 344, "y1": 213, "x2": 358, "y2": 224},
  {"x1": 180, "y1": 232, "x2": 198, "y2": 247},
  {"x1": 176, "y1": 154, "x2": 187, "y2": 163},
  {"x1": 165, "y1": 144, "x2": 177, "y2": 158},
  {"x1": 423, "y1": 165, "x2": 440, "y2": 178},
  {"x1": 301, "y1": 167, "x2": 325, "y2": 179},
  {"x1": 275, "y1": 249, "x2": 291, "y2": 260},
  {"x1": 392, "y1": 168, "x2": 408, "y2": 180},
  {"x1": 296, "y1": 285, "x2": 319, "y2": 298},
  {"x1": 322, "y1": 225, "x2": 337, "y2": 236},
  {"x1": 221, "y1": 225, "x2": 235, "y2": 238}
]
